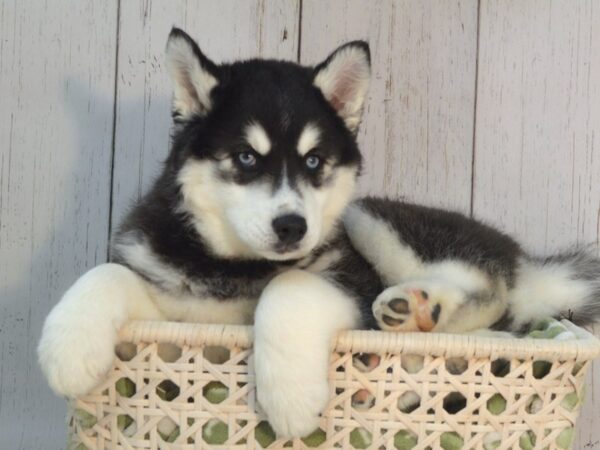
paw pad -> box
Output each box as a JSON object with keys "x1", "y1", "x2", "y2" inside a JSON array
[
  {"x1": 382, "y1": 315, "x2": 405, "y2": 326},
  {"x1": 388, "y1": 298, "x2": 409, "y2": 314}
]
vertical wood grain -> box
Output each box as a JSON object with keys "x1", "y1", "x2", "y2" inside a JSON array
[
  {"x1": 300, "y1": 0, "x2": 479, "y2": 213},
  {"x1": 110, "y1": 0, "x2": 300, "y2": 231},
  {"x1": 0, "y1": 1, "x2": 118, "y2": 448},
  {"x1": 474, "y1": 1, "x2": 600, "y2": 446}
]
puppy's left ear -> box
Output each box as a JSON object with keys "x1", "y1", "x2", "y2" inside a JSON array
[{"x1": 313, "y1": 41, "x2": 371, "y2": 133}]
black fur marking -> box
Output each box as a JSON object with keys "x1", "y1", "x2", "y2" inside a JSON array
[
  {"x1": 321, "y1": 232, "x2": 385, "y2": 329},
  {"x1": 167, "y1": 56, "x2": 363, "y2": 192},
  {"x1": 535, "y1": 248, "x2": 600, "y2": 282}
]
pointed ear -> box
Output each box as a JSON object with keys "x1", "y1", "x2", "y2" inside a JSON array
[
  {"x1": 313, "y1": 41, "x2": 371, "y2": 133},
  {"x1": 165, "y1": 28, "x2": 219, "y2": 121}
]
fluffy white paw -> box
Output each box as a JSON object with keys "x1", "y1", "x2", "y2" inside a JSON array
[
  {"x1": 254, "y1": 292, "x2": 329, "y2": 437},
  {"x1": 38, "y1": 263, "x2": 160, "y2": 397},
  {"x1": 38, "y1": 315, "x2": 118, "y2": 397},
  {"x1": 253, "y1": 269, "x2": 359, "y2": 438},
  {"x1": 254, "y1": 354, "x2": 328, "y2": 438}
]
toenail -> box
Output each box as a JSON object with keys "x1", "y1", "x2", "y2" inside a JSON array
[
  {"x1": 431, "y1": 304, "x2": 441, "y2": 323},
  {"x1": 388, "y1": 298, "x2": 409, "y2": 313}
]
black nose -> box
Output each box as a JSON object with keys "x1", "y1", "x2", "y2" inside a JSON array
[{"x1": 272, "y1": 214, "x2": 307, "y2": 245}]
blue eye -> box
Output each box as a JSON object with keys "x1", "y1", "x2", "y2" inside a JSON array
[
  {"x1": 237, "y1": 151, "x2": 257, "y2": 167},
  {"x1": 305, "y1": 154, "x2": 321, "y2": 170}
]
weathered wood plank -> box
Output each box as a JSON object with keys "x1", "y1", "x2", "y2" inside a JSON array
[
  {"x1": 0, "y1": 1, "x2": 118, "y2": 448},
  {"x1": 110, "y1": 0, "x2": 300, "y2": 231},
  {"x1": 474, "y1": 1, "x2": 600, "y2": 446},
  {"x1": 301, "y1": 0, "x2": 479, "y2": 213}
]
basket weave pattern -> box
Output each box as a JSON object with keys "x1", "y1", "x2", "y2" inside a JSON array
[{"x1": 68, "y1": 321, "x2": 600, "y2": 450}]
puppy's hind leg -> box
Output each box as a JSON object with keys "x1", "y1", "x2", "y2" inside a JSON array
[
  {"x1": 373, "y1": 263, "x2": 506, "y2": 333},
  {"x1": 254, "y1": 270, "x2": 360, "y2": 438},
  {"x1": 38, "y1": 263, "x2": 164, "y2": 398}
]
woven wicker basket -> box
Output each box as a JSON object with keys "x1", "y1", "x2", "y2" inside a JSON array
[{"x1": 68, "y1": 320, "x2": 600, "y2": 450}]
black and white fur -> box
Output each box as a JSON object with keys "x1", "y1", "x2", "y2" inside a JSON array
[
  {"x1": 344, "y1": 198, "x2": 600, "y2": 335},
  {"x1": 37, "y1": 28, "x2": 600, "y2": 439}
]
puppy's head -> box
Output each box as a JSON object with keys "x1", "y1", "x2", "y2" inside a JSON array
[{"x1": 166, "y1": 28, "x2": 370, "y2": 261}]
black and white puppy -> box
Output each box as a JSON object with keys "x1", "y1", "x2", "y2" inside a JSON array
[
  {"x1": 38, "y1": 28, "x2": 381, "y2": 438},
  {"x1": 38, "y1": 28, "x2": 600, "y2": 439}
]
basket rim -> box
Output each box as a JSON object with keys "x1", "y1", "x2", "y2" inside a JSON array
[{"x1": 119, "y1": 319, "x2": 600, "y2": 361}]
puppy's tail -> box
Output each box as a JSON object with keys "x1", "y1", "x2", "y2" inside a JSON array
[{"x1": 508, "y1": 247, "x2": 600, "y2": 330}]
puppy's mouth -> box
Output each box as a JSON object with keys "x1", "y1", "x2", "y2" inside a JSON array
[
  {"x1": 256, "y1": 241, "x2": 313, "y2": 262},
  {"x1": 274, "y1": 243, "x2": 300, "y2": 254}
]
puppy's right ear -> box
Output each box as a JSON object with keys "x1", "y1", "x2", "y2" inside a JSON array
[{"x1": 166, "y1": 28, "x2": 219, "y2": 121}]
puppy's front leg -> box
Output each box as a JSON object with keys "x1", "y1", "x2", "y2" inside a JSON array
[
  {"x1": 254, "y1": 270, "x2": 359, "y2": 438},
  {"x1": 38, "y1": 263, "x2": 164, "y2": 398}
]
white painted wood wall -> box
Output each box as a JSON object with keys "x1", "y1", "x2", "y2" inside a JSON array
[{"x1": 1, "y1": 1, "x2": 598, "y2": 448}]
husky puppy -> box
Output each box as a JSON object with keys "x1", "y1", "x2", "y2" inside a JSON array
[
  {"x1": 38, "y1": 28, "x2": 380, "y2": 438},
  {"x1": 38, "y1": 28, "x2": 600, "y2": 439}
]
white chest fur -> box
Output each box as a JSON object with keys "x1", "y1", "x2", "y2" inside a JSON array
[{"x1": 149, "y1": 286, "x2": 258, "y2": 325}]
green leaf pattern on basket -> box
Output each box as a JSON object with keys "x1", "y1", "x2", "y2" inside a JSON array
[
  {"x1": 561, "y1": 392, "x2": 579, "y2": 411},
  {"x1": 556, "y1": 427, "x2": 574, "y2": 449},
  {"x1": 117, "y1": 414, "x2": 134, "y2": 433},
  {"x1": 394, "y1": 430, "x2": 417, "y2": 449},
  {"x1": 203, "y1": 381, "x2": 228, "y2": 404},
  {"x1": 528, "y1": 318, "x2": 575, "y2": 340},
  {"x1": 115, "y1": 377, "x2": 136, "y2": 397},
  {"x1": 202, "y1": 419, "x2": 228, "y2": 445},
  {"x1": 302, "y1": 428, "x2": 326, "y2": 447},
  {"x1": 255, "y1": 421, "x2": 277, "y2": 448},
  {"x1": 519, "y1": 431, "x2": 536, "y2": 450},
  {"x1": 157, "y1": 417, "x2": 180, "y2": 443},
  {"x1": 528, "y1": 319, "x2": 576, "y2": 379},
  {"x1": 440, "y1": 431, "x2": 464, "y2": 450},
  {"x1": 487, "y1": 393, "x2": 507, "y2": 415},
  {"x1": 350, "y1": 428, "x2": 372, "y2": 449},
  {"x1": 73, "y1": 409, "x2": 97, "y2": 430},
  {"x1": 159, "y1": 425, "x2": 180, "y2": 443},
  {"x1": 156, "y1": 379, "x2": 179, "y2": 401}
]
